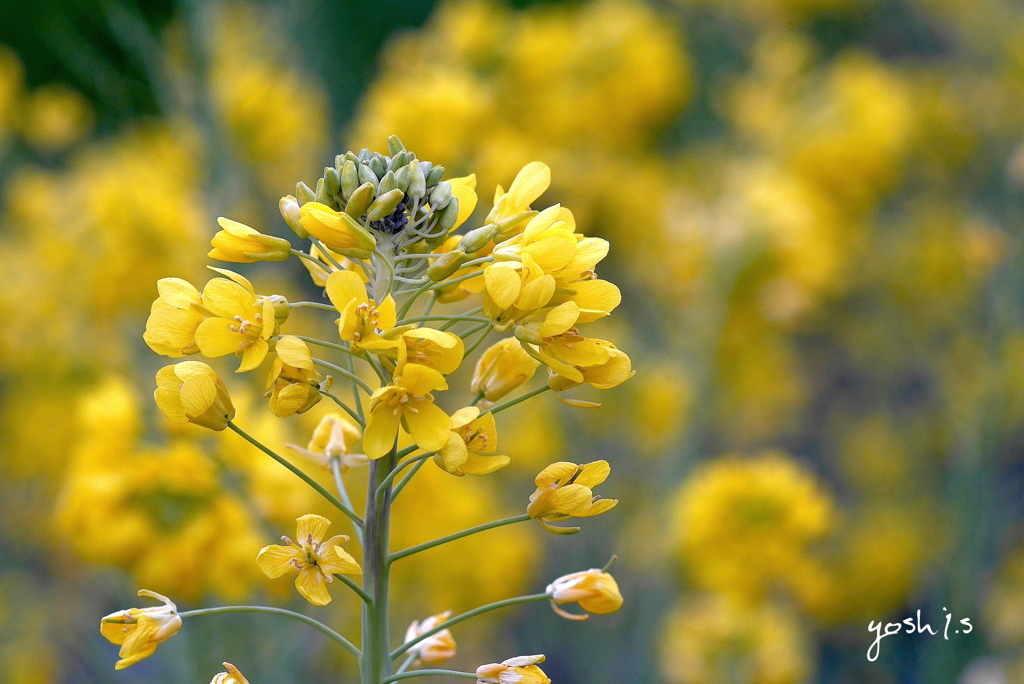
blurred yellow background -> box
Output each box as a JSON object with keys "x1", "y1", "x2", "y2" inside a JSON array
[{"x1": 2, "y1": 0, "x2": 1024, "y2": 682}]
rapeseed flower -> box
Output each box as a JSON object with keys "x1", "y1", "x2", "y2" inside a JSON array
[
  {"x1": 528, "y1": 460, "x2": 617, "y2": 533},
  {"x1": 285, "y1": 413, "x2": 366, "y2": 469},
  {"x1": 546, "y1": 568, "x2": 623, "y2": 620},
  {"x1": 435, "y1": 406, "x2": 509, "y2": 476},
  {"x1": 100, "y1": 590, "x2": 182, "y2": 670},
  {"x1": 208, "y1": 217, "x2": 292, "y2": 263},
  {"x1": 471, "y1": 337, "x2": 541, "y2": 403},
  {"x1": 154, "y1": 361, "x2": 235, "y2": 430},
  {"x1": 299, "y1": 201, "x2": 376, "y2": 258},
  {"x1": 194, "y1": 269, "x2": 278, "y2": 372},
  {"x1": 476, "y1": 655, "x2": 550, "y2": 684},
  {"x1": 326, "y1": 269, "x2": 398, "y2": 353},
  {"x1": 265, "y1": 336, "x2": 324, "y2": 417},
  {"x1": 210, "y1": 663, "x2": 250, "y2": 684},
  {"x1": 257, "y1": 514, "x2": 361, "y2": 606},
  {"x1": 405, "y1": 611, "x2": 457, "y2": 666},
  {"x1": 364, "y1": 361, "x2": 451, "y2": 459}
]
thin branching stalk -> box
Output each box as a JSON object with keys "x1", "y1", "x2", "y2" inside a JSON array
[{"x1": 180, "y1": 606, "x2": 360, "y2": 659}]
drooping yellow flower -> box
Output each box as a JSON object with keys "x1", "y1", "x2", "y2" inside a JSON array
[
  {"x1": 194, "y1": 269, "x2": 277, "y2": 372},
  {"x1": 265, "y1": 336, "x2": 323, "y2": 417},
  {"x1": 326, "y1": 269, "x2": 399, "y2": 353},
  {"x1": 298, "y1": 201, "x2": 376, "y2": 258},
  {"x1": 210, "y1": 663, "x2": 250, "y2": 684},
  {"x1": 516, "y1": 302, "x2": 615, "y2": 383},
  {"x1": 435, "y1": 407, "x2": 509, "y2": 476},
  {"x1": 285, "y1": 413, "x2": 367, "y2": 470},
  {"x1": 143, "y1": 277, "x2": 205, "y2": 358},
  {"x1": 364, "y1": 362, "x2": 452, "y2": 459},
  {"x1": 100, "y1": 590, "x2": 182, "y2": 670},
  {"x1": 299, "y1": 242, "x2": 369, "y2": 287},
  {"x1": 527, "y1": 460, "x2": 618, "y2": 533},
  {"x1": 476, "y1": 655, "x2": 551, "y2": 684},
  {"x1": 546, "y1": 345, "x2": 635, "y2": 408},
  {"x1": 208, "y1": 217, "x2": 292, "y2": 263},
  {"x1": 471, "y1": 337, "x2": 541, "y2": 403},
  {"x1": 257, "y1": 514, "x2": 361, "y2": 606},
  {"x1": 154, "y1": 361, "x2": 235, "y2": 431},
  {"x1": 546, "y1": 569, "x2": 623, "y2": 620},
  {"x1": 405, "y1": 611, "x2": 457, "y2": 666}
]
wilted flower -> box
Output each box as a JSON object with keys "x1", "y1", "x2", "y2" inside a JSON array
[
  {"x1": 100, "y1": 590, "x2": 182, "y2": 670},
  {"x1": 546, "y1": 569, "x2": 623, "y2": 620},
  {"x1": 210, "y1": 663, "x2": 250, "y2": 684},
  {"x1": 257, "y1": 514, "x2": 361, "y2": 606},
  {"x1": 405, "y1": 611, "x2": 457, "y2": 665},
  {"x1": 476, "y1": 654, "x2": 551, "y2": 684},
  {"x1": 154, "y1": 361, "x2": 235, "y2": 430},
  {"x1": 286, "y1": 413, "x2": 367, "y2": 469}
]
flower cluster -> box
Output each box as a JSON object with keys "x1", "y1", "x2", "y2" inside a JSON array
[{"x1": 102, "y1": 139, "x2": 632, "y2": 682}]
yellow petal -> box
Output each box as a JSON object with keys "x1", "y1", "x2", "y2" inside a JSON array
[
  {"x1": 449, "y1": 406, "x2": 481, "y2": 429},
  {"x1": 276, "y1": 336, "x2": 315, "y2": 370},
  {"x1": 294, "y1": 565, "x2": 332, "y2": 606},
  {"x1": 539, "y1": 302, "x2": 580, "y2": 337},
  {"x1": 237, "y1": 338, "x2": 269, "y2": 372},
  {"x1": 296, "y1": 514, "x2": 331, "y2": 544},
  {"x1": 318, "y1": 544, "x2": 363, "y2": 575},
  {"x1": 156, "y1": 278, "x2": 201, "y2": 309},
  {"x1": 577, "y1": 498, "x2": 618, "y2": 517},
  {"x1": 326, "y1": 270, "x2": 367, "y2": 311},
  {"x1": 195, "y1": 318, "x2": 245, "y2": 357},
  {"x1": 451, "y1": 182, "x2": 478, "y2": 230},
  {"x1": 485, "y1": 265, "x2": 522, "y2": 310},
  {"x1": 154, "y1": 387, "x2": 188, "y2": 423},
  {"x1": 179, "y1": 374, "x2": 216, "y2": 417},
  {"x1": 377, "y1": 295, "x2": 397, "y2": 332},
  {"x1": 535, "y1": 461, "x2": 580, "y2": 487},
  {"x1": 364, "y1": 400, "x2": 402, "y2": 459},
  {"x1": 404, "y1": 400, "x2": 451, "y2": 452},
  {"x1": 401, "y1": 363, "x2": 448, "y2": 395},
  {"x1": 437, "y1": 431, "x2": 470, "y2": 474},
  {"x1": 575, "y1": 460, "x2": 611, "y2": 488},
  {"x1": 507, "y1": 162, "x2": 551, "y2": 211},
  {"x1": 257, "y1": 544, "x2": 303, "y2": 578},
  {"x1": 201, "y1": 278, "x2": 254, "y2": 319}
]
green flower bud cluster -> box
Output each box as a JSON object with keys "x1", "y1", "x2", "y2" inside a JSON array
[{"x1": 288, "y1": 136, "x2": 458, "y2": 254}]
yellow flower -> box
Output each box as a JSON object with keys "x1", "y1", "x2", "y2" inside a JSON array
[
  {"x1": 398, "y1": 327, "x2": 465, "y2": 374},
  {"x1": 208, "y1": 217, "x2": 292, "y2": 263},
  {"x1": 194, "y1": 269, "x2": 277, "y2": 372},
  {"x1": 364, "y1": 362, "x2": 452, "y2": 459},
  {"x1": 285, "y1": 413, "x2": 367, "y2": 469},
  {"x1": 546, "y1": 569, "x2": 623, "y2": 620},
  {"x1": 476, "y1": 655, "x2": 551, "y2": 684},
  {"x1": 435, "y1": 407, "x2": 509, "y2": 476},
  {"x1": 326, "y1": 269, "x2": 399, "y2": 353},
  {"x1": 265, "y1": 336, "x2": 323, "y2": 417},
  {"x1": 405, "y1": 611, "x2": 457, "y2": 666},
  {"x1": 154, "y1": 361, "x2": 235, "y2": 431},
  {"x1": 100, "y1": 589, "x2": 182, "y2": 670},
  {"x1": 144, "y1": 278, "x2": 206, "y2": 358},
  {"x1": 483, "y1": 254, "x2": 556, "y2": 331},
  {"x1": 299, "y1": 242, "x2": 369, "y2": 287},
  {"x1": 546, "y1": 345, "x2": 635, "y2": 408},
  {"x1": 471, "y1": 337, "x2": 541, "y2": 403},
  {"x1": 210, "y1": 663, "x2": 250, "y2": 684},
  {"x1": 256, "y1": 514, "x2": 361, "y2": 606},
  {"x1": 485, "y1": 162, "x2": 551, "y2": 228},
  {"x1": 298, "y1": 201, "x2": 376, "y2": 258},
  {"x1": 527, "y1": 460, "x2": 618, "y2": 533},
  {"x1": 516, "y1": 302, "x2": 614, "y2": 383}
]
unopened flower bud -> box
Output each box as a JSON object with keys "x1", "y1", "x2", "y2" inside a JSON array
[
  {"x1": 296, "y1": 181, "x2": 315, "y2": 204},
  {"x1": 314, "y1": 177, "x2": 331, "y2": 205},
  {"x1": 387, "y1": 134, "x2": 406, "y2": 156},
  {"x1": 324, "y1": 166, "x2": 341, "y2": 195},
  {"x1": 390, "y1": 150, "x2": 409, "y2": 170},
  {"x1": 341, "y1": 160, "x2": 360, "y2": 199},
  {"x1": 345, "y1": 182, "x2": 376, "y2": 218},
  {"x1": 299, "y1": 202, "x2": 377, "y2": 258},
  {"x1": 459, "y1": 224, "x2": 499, "y2": 253},
  {"x1": 279, "y1": 195, "x2": 307, "y2": 238},
  {"x1": 378, "y1": 169, "x2": 398, "y2": 194},
  {"x1": 426, "y1": 164, "x2": 445, "y2": 187},
  {"x1": 366, "y1": 188, "x2": 405, "y2": 222},
  {"x1": 267, "y1": 294, "x2": 290, "y2": 324},
  {"x1": 408, "y1": 161, "x2": 427, "y2": 198},
  {"x1": 429, "y1": 181, "x2": 452, "y2": 210},
  {"x1": 369, "y1": 155, "x2": 386, "y2": 178},
  {"x1": 358, "y1": 162, "x2": 378, "y2": 189},
  {"x1": 395, "y1": 163, "x2": 412, "y2": 194},
  {"x1": 427, "y1": 249, "x2": 467, "y2": 282},
  {"x1": 495, "y1": 211, "x2": 537, "y2": 241},
  {"x1": 438, "y1": 197, "x2": 460, "y2": 232}
]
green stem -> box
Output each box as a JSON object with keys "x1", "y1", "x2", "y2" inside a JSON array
[
  {"x1": 462, "y1": 324, "x2": 493, "y2": 351},
  {"x1": 362, "y1": 447, "x2": 396, "y2": 684},
  {"x1": 391, "y1": 593, "x2": 550, "y2": 660},
  {"x1": 180, "y1": 605, "x2": 360, "y2": 660},
  {"x1": 389, "y1": 514, "x2": 531, "y2": 565},
  {"x1": 347, "y1": 352, "x2": 365, "y2": 421},
  {"x1": 376, "y1": 452, "x2": 434, "y2": 500},
  {"x1": 480, "y1": 385, "x2": 551, "y2": 416},
  {"x1": 308, "y1": 236, "x2": 345, "y2": 271},
  {"x1": 421, "y1": 291, "x2": 438, "y2": 318},
  {"x1": 289, "y1": 301, "x2": 337, "y2": 311},
  {"x1": 395, "y1": 653, "x2": 417, "y2": 675},
  {"x1": 291, "y1": 249, "x2": 330, "y2": 270},
  {"x1": 332, "y1": 457, "x2": 363, "y2": 545},
  {"x1": 313, "y1": 358, "x2": 375, "y2": 395},
  {"x1": 373, "y1": 248, "x2": 396, "y2": 299},
  {"x1": 362, "y1": 352, "x2": 389, "y2": 385},
  {"x1": 334, "y1": 573, "x2": 372, "y2": 604},
  {"x1": 391, "y1": 458, "x2": 427, "y2": 500},
  {"x1": 382, "y1": 671, "x2": 477, "y2": 679},
  {"x1": 322, "y1": 391, "x2": 366, "y2": 427},
  {"x1": 441, "y1": 306, "x2": 484, "y2": 331},
  {"x1": 383, "y1": 671, "x2": 476, "y2": 682},
  {"x1": 289, "y1": 335, "x2": 361, "y2": 359},
  {"x1": 397, "y1": 281, "x2": 433, "y2": 318},
  {"x1": 226, "y1": 422, "x2": 364, "y2": 529},
  {"x1": 469, "y1": 391, "x2": 485, "y2": 407}
]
